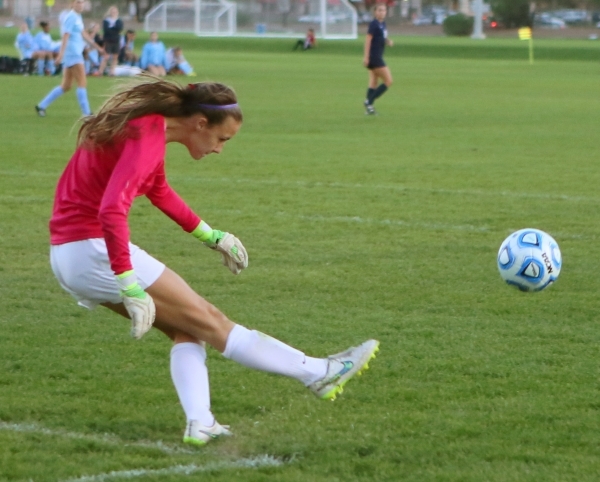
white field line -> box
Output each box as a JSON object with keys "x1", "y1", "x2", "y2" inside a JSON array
[
  {"x1": 0, "y1": 174, "x2": 593, "y2": 238},
  {"x1": 268, "y1": 211, "x2": 586, "y2": 240},
  {"x1": 287, "y1": 212, "x2": 490, "y2": 232},
  {"x1": 0, "y1": 421, "x2": 195, "y2": 455},
  {"x1": 274, "y1": 212, "x2": 590, "y2": 240},
  {"x1": 169, "y1": 176, "x2": 600, "y2": 204},
  {"x1": 59, "y1": 456, "x2": 284, "y2": 482},
  {"x1": 1, "y1": 171, "x2": 599, "y2": 204}
]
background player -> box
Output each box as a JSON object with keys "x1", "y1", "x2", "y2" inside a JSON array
[
  {"x1": 363, "y1": 3, "x2": 393, "y2": 115},
  {"x1": 35, "y1": 0, "x2": 104, "y2": 117}
]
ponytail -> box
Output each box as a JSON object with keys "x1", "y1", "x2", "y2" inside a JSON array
[{"x1": 77, "y1": 76, "x2": 242, "y2": 148}]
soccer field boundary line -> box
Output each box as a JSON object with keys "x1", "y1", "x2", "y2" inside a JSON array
[
  {"x1": 216, "y1": 209, "x2": 582, "y2": 240},
  {"x1": 171, "y1": 176, "x2": 600, "y2": 204},
  {"x1": 0, "y1": 421, "x2": 195, "y2": 455},
  {"x1": 276, "y1": 213, "x2": 589, "y2": 240},
  {"x1": 1, "y1": 170, "x2": 599, "y2": 204},
  {"x1": 58, "y1": 455, "x2": 285, "y2": 482},
  {"x1": 288, "y1": 212, "x2": 490, "y2": 232}
]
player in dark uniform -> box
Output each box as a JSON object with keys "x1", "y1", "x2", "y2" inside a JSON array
[{"x1": 363, "y1": 3, "x2": 393, "y2": 115}]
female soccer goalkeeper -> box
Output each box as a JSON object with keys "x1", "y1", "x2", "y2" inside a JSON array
[{"x1": 49, "y1": 77, "x2": 379, "y2": 446}]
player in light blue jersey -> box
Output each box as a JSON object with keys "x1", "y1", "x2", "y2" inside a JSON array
[
  {"x1": 35, "y1": 0, "x2": 104, "y2": 117},
  {"x1": 15, "y1": 23, "x2": 35, "y2": 74},
  {"x1": 140, "y1": 31, "x2": 168, "y2": 76},
  {"x1": 166, "y1": 47, "x2": 196, "y2": 76},
  {"x1": 33, "y1": 21, "x2": 56, "y2": 76}
]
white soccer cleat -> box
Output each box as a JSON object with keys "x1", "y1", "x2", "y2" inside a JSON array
[
  {"x1": 183, "y1": 420, "x2": 232, "y2": 446},
  {"x1": 308, "y1": 339, "x2": 380, "y2": 401}
]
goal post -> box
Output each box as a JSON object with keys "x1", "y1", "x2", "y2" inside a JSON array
[
  {"x1": 145, "y1": 0, "x2": 237, "y2": 36},
  {"x1": 144, "y1": 0, "x2": 357, "y2": 39}
]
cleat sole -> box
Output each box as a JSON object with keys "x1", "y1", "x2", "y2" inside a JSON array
[{"x1": 183, "y1": 436, "x2": 208, "y2": 446}]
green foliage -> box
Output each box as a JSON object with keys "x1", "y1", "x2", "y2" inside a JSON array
[
  {"x1": 442, "y1": 13, "x2": 475, "y2": 36},
  {"x1": 1, "y1": 31, "x2": 600, "y2": 481},
  {"x1": 236, "y1": 11, "x2": 253, "y2": 27},
  {"x1": 490, "y1": 0, "x2": 532, "y2": 28}
]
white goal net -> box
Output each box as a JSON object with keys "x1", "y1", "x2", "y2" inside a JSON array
[
  {"x1": 145, "y1": 0, "x2": 237, "y2": 37},
  {"x1": 145, "y1": 0, "x2": 357, "y2": 39}
]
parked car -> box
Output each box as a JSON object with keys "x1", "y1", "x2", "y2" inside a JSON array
[
  {"x1": 421, "y1": 6, "x2": 451, "y2": 25},
  {"x1": 298, "y1": 12, "x2": 352, "y2": 24},
  {"x1": 484, "y1": 15, "x2": 504, "y2": 29},
  {"x1": 534, "y1": 13, "x2": 566, "y2": 29},
  {"x1": 552, "y1": 9, "x2": 588, "y2": 24},
  {"x1": 412, "y1": 14, "x2": 433, "y2": 26}
]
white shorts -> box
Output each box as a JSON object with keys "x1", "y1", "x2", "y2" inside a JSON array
[
  {"x1": 50, "y1": 238, "x2": 165, "y2": 310},
  {"x1": 113, "y1": 65, "x2": 142, "y2": 77}
]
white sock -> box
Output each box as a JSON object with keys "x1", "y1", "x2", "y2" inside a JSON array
[
  {"x1": 170, "y1": 342, "x2": 215, "y2": 426},
  {"x1": 222, "y1": 325, "x2": 327, "y2": 386}
]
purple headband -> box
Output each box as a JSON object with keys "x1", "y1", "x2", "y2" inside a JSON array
[{"x1": 198, "y1": 103, "x2": 239, "y2": 110}]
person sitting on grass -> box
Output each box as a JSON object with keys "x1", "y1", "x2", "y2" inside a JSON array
[
  {"x1": 15, "y1": 23, "x2": 36, "y2": 74},
  {"x1": 84, "y1": 24, "x2": 102, "y2": 75},
  {"x1": 33, "y1": 21, "x2": 56, "y2": 75},
  {"x1": 293, "y1": 28, "x2": 317, "y2": 51},
  {"x1": 140, "y1": 31, "x2": 167, "y2": 76},
  {"x1": 118, "y1": 29, "x2": 138, "y2": 66},
  {"x1": 166, "y1": 46, "x2": 196, "y2": 76}
]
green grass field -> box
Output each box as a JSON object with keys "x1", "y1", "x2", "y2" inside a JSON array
[{"x1": 1, "y1": 29, "x2": 600, "y2": 481}]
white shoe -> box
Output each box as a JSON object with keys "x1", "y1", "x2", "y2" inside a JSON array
[
  {"x1": 183, "y1": 420, "x2": 232, "y2": 446},
  {"x1": 308, "y1": 339, "x2": 380, "y2": 400}
]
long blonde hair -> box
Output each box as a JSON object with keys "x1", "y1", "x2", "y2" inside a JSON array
[{"x1": 77, "y1": 77, "x2": 243, "y2": 148}]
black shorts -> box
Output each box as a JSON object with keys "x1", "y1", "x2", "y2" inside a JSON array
[
  {"x1": 367, "y1": 58, "x2": 386, "y2": 70},
  {"x1": 104, "y1": 41, "x2": 120, "y2": 55}
]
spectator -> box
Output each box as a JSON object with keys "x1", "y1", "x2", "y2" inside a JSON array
[
  {"x1": 33, "y1": 21, "x2": 56, "y2": 75},
  {"x1": 293, "y1": 28, "x2": 317, "y2": 51},
  {"x1": 118, "y1": 29, "x2": 138, "y2": 66},
  {"x1": 140, "y1": 31, "x2": 167, "y2": 76},
  {"x1": 84, "y1": 25, "x2": 102, "y2": 75},
  {"x1": 96, "y1": 6, "x2": 123, "y2": 76},
  {"x1": 15, "y1": 23, "x2": 35, "y2": 74},
  {"x1": 166, "y1": 46, "x2": 196, "y2": 76}
]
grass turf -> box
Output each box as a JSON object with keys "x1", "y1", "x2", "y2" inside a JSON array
[{"x1": 1, "y1": 30, "x2": 600, "y2": 481}]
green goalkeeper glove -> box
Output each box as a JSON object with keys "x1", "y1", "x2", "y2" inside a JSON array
[
  {"x1": 192, "y1": 220, "x2": 248, "y2": 275},
  {"x1": 116, "y1": 270, "x2": 156, "y2": 339}
]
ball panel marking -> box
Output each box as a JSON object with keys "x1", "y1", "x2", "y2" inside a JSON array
[
  {"x1": 498, "y1": 245, "x2": 515, "y2": 269},
  {"x1": 517, "y1": 231, "x2": 541, "y2": 249}
]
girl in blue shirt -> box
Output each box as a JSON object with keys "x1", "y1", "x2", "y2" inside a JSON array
[
  {"x1": 362, "y1": 4, "x2": 393, "y2": 115},
  {"x1": 33, "y1": 21, "x2": 56, "y2": 76},
  {"x1": 15, "y1": 23, "x2": 35, "y2": 74},
  {"x1": 140, "y1": 32, "x2": 167, "y2": 76},
  {"x1": 35, "y1": 0, "x2": 104, "y2": 117}
]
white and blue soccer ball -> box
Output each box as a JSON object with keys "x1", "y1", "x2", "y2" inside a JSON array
[{"x1": 497, "y1": 228, "x2": 562, "y2": 292}]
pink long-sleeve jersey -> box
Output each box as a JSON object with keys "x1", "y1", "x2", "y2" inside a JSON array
[{"x1": 49, "y1": 114, "x2": 201, "y2": 274}]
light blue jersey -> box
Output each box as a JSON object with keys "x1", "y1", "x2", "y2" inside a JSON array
[
  {"x1": 140, "y1": 41, "x2": 167, "y2": 69},
  {"x1": 62, "y1": 10, "x2": 85, "y2": 66},
  {"x1": 16, "y1": 31, "x2": 35, "y2": 58},
  {"x1": 34, "y1": 31, "x2": 53, "y2": 51}
]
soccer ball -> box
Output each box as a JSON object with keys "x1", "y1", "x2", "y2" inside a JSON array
[{"x1": 497, "y1": 228, "x2": 562, "y2": 292}]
